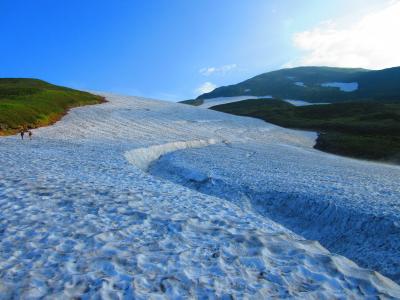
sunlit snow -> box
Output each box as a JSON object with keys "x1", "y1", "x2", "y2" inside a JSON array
[
  {"x1": 199, "y1": 95, "x2": 273, "y2": 108},
  {"x1": 0, "y1": 93, "x2": 399, "y2": 298}
]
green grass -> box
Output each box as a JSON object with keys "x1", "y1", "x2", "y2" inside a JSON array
[
  {"x1": 211, "y1": 99, "x2": 400, "y2": 163},
  {"x1": 0, "y1": 78, "x2": 105, "y2": 134}
]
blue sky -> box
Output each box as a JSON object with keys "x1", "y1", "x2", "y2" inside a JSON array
[{"x1": 1, "y1": 0, "x2": 398, "y2": 101}]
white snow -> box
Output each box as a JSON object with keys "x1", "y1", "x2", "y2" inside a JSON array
[
  {"x1": 1, "y1": 92, "x2": 400, "y2": 298},
  {"x1": 284, "y1": 99, "x2": 330, "y2": 106},
  {"x1": 150, "y1": 139, "x2": 400, "y2": 283},
  {"x1": 125, "y1": 139, "x2": 218, "y2": 171},
  {"x1": 321, "y1": 82, "x2": 359, "y2": 92},
  {"x1": 200, "y1": 95, "x2": 330, "y2": 108},
  {"x1": 294, "y1": 81, "x2": 306, "y2": 87},
  {"x1": 199, "y1": 95, "x2": 272, "y2": 108}
]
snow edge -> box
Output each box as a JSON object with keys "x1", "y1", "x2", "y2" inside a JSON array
[{"x1": 124, "y1": 139, "x2": 219, "y2": 171}]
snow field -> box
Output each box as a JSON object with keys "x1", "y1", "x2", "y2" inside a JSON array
[
  {"x1": 0, "y1": 93, "x2": 399, "y2": 298},
  {"x1": 199, "y1": 96, "x2": 273, "y2": 108},
  {"x1": 150, "y1": 141, "x2": 400, "y2": 282},
  {"x1": 199, "y1": 95, "x2": 330, "y2": 107}
]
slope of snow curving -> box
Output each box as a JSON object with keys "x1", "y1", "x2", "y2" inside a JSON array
[
  {"x1": 321, "y1": 82, "x2": 358, "y2": 92},
  {"x1": 150, "y1": 141, "x2": 400, "y2": 282},
  {"x1": 125, "y1": 139, "x2": 218, "y2": 171},
  {"x1": 1, "y1": 92, "x2": 400, "y2": 298}
]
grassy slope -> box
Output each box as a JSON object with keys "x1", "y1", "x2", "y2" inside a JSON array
[
  {"x1": 211, "y1": 99, "x2": 400, "y2": 163},
  {"x1": 0, "y1": 78, "x2": 105, "y2": 135}
]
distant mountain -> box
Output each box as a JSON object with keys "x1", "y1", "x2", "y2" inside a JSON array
[{"x1": 197, "y1": 66, "x2": 400, "y2": 103}]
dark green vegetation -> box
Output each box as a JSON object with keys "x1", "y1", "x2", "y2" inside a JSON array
[
  {"x1": 180, "y1": 99, "x2": 204, "y2": 106},
  {"x1": 0, "y1": 78, "x2": 104, "y2": 135},
  {"x1": 197, "y1": 66, "x2": 400, "y2": 103},
  {"x1": 211, "y1": 99, "x2": 400, "y2": 163}
]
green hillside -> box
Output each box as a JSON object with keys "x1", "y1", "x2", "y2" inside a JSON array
[
  {"x1": 197, "y1": 66, "x2": 400, "y2": 103},
  {"x1": 0, "y1": 78, "x2": 104, "y2": 135},
  {"x1": 211, "y1": 99, "x2": 400, "y2": 163}
]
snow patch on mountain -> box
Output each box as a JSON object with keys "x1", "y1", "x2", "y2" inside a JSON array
[
  {"x1": 294, "y1": 81, "x2": 306, "y2": 87},
  {"x1": 200, "y1": 96, "x2": 330, "y2": 108},
  {"x1": 321, "y1": 82, "x2": 358, "y2": 92},
  {"x1": 284, "y1": 99, "x2": 330, "y2": 106},
  {"x1": 199, "y1": 95, "x2": 272, "y2": 108}
]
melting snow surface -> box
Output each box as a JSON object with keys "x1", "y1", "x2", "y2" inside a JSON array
[
  {"x1": 125, "y1": 139, "x2": 218, "y2": 171},
  {"x1": 199, "y1": 95, "x2": 272, "y2": 108},
  {"x1": 284, "y1": 99, "x2": 330, "y2": 106},
  {"x1": 294, "y1": 81, "x2": 306, "y2": 87},
  {"x1": 321, "y1": 82, "x2": 359, "y2": 92},
  {"x1": 201, "y1": 96, "x2": 330, "y2": 108},
  {"x1": 1, "y1": 93, "x2": 400, "y2": 298},
  {"x1": 151, "y1": 142, "x2": 400, "y2": 282}
]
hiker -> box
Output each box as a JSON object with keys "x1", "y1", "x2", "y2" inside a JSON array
[
  {"x1": 28, "y1": 130, "x2": 33, "y2": 140},
  {"x1": 20, "y1": 130, "x2": 25, "y2": 140}
]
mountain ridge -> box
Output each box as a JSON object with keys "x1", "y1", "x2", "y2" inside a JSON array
[{"x1": 196, "y1": 66, "x2": 400, "y2": 103}]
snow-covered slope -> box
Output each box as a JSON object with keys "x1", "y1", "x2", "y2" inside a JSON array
[
  {"x1": 199, "y1": 95, "x2": 328, "y2": 108},
  {"x1": 151, "y1": 142, "x2": 400, "y2": 282},
  {"x1": 199, "y1": 95, "x2": 273, "y2": 108},
  {"x1": 283, "y1": 99, "x2": 330, "y2": 106},
  {"x1": 1, "y1": 93, "x2": 399, "y2": 298}
]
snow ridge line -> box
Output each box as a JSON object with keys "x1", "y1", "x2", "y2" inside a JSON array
[{"x1": 124, "y1": 138, "x2": 219, "y2": 171}]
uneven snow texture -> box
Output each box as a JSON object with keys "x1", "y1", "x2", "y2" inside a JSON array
[
  {"x1": 125, "y1": 139, "x2": 218, "y2": 171},
  {"x1": 199, "y1": 96, "x2": 272, "y2": 108},
  {"x1": 151, "y1": 142, "x2": 400, "y2": 283},
  {"x1": 1, "y1": 93, "x2": 400, "y2": 298},
  {"x1": 321, "y1": 82, "x2": 359, "y2": 92}
]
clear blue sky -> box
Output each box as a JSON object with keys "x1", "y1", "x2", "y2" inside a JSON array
[{"x1": 0, "y1": 0, "x2": 391, "y2": 101}]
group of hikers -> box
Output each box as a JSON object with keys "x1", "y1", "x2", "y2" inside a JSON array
[{"x1": 20, "y1": 128, "x2": 33, "y2": 140}]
